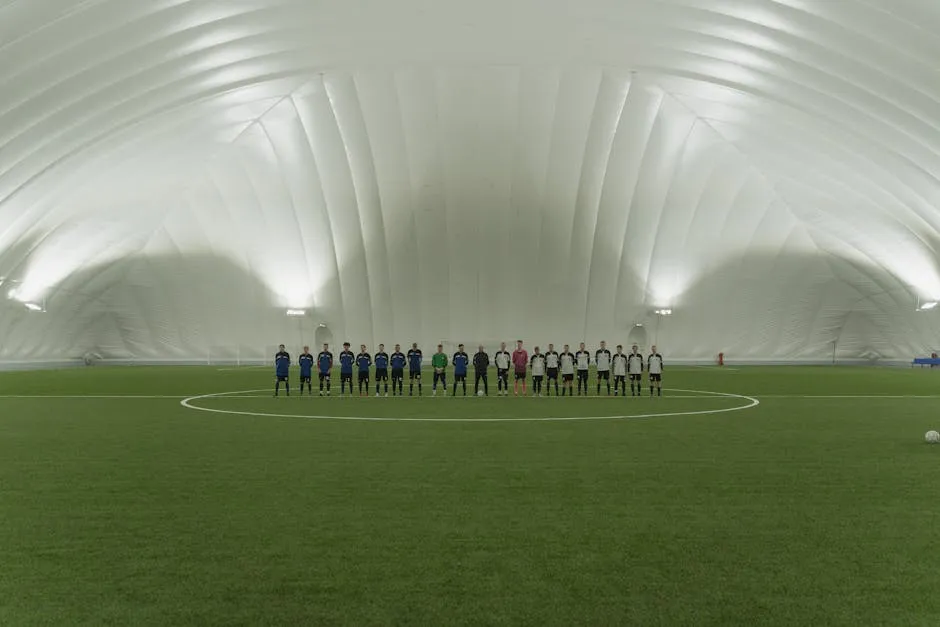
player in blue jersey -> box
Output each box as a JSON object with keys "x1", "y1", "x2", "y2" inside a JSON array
[
  {"x1": 356, "y1": 344, "x2": 372, "y2": 397},
  {"x1": 274, "y1": 344, "x2": 290, "y2": 397},
  {"x1": 407, "y1": 343, "x2": 423, "y2": 396},
  {"x1": 298, "y1": 345, "x2": 314, "y2": 395},
  {"x1": 374, "y1": 344, "x2": 390, "y2": 397},
  {"x1": 338, "y1": 342, "x2": 355, "y2": 396},
  {"x1": 452, "y1": 343, "x2": 470, "y2": 396},
  {"x1": 390, "y1": 344, "x2": 406, "y2": 396},
  {"x1": 317, "y1": 343, "x2": 333, "y2": 396}
]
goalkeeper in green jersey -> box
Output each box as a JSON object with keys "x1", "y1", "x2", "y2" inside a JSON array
[{"x1": 431, "y1": 344, "x2": 448, "y2": 397}]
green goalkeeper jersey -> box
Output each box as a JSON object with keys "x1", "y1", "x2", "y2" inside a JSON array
[{"x1": 432, "y1": 352, "x2": 448, "y2": 369}]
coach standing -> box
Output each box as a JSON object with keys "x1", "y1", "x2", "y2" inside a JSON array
[{"x1": 473, "y1": 345, "x2": 490, "y2": 396}]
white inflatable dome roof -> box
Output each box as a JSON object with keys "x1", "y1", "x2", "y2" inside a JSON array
[{"x1": 2, "y1": 0, "x2": 940, "y2": 363}]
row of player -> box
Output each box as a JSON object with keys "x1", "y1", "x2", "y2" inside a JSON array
[{"x1": 273, "y1": 340, "x2": 664, "y2": 397}]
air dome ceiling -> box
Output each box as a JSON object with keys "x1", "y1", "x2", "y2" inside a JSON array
[{"x1": 2, "y1": 0, "x2": 940, "y2": 361}]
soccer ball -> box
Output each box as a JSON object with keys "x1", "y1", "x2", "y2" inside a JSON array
[
  {"x1": 926, "y1": 430, "x2": 940, "y2": 444},
  {"x1": 477, "y1": 390, "x2": 485, "y2": 397}
]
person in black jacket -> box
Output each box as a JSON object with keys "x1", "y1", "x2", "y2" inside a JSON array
[{"x1": 473, "y1": 345, "x2": 490, "y2": 396}]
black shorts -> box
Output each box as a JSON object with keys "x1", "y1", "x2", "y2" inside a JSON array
[
  {"x1": 532, "y1": 375, "x2": 543, "y2": 382},
  {"x1": 514, "y1": 371, "x2": 526, "y2": 380},
  {"x1": 649, "y1": 373, "x2": 662, "y2": 382},
  {"x1": 376, "y1": 368, "x2": 388, "y2": 381},
  {"x1": 276, "y1": 375, "x2": 288, "y2": 382},
  {"x1": 341, "y1": 372, "x2": 352, "y2": 382},
  {"x1": 597, "y1": 370, "x2": 610, "y2": 380},
  {"x1": 358, "y1": 371, "x2": 369, "y2": 381},
  {"x1": 630, "y1": 373, "x2": 642, "y2": 381},
  {"x1": 391, "y1": 368, "x2": 404, "y2": 381},
  {"x1": 563, "y1": 373, "x2": 574, "y2": 382},
  {"x1": 577, "y1": 370, "x2": 589, "y2": 380},
  {"x1": 433, "y1": 371, "x2": 446, "y2": 384},
  {"x1": 546, "y1": 368, "x2": 558, "y2": 380},
  {"x1": 300, "y1": 375, "x2": 312, "y2": 384},
  {"x1": 319, "y1": 372, "x2": 331, "y2": 381},
  {"x1": 497, "y1": 368, "x2": 509, "y2": 380},
  {"x1": 454, "y1": 373, "x2": 466, "y2": 382},
  {"x1": 410, "y1": 369, "x2": 421, "y2": 380},
  {"x1": 474, "y1": 371, "x2": 487, "y2": 380}
]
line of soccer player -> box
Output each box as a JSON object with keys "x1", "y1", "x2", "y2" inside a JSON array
[{"x1": 273, "y1": 340, "x2": 664, "y2": 398}]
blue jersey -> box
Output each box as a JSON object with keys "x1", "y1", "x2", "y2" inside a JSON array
[
  {"x1": 356, "y1": 352, "x2": 371, "y2": 372},
  {"x1": 317, "y1": 351, "x2": 333, "y2": 374},
  {"x1": 374, "y1": 352, "x2": 389, "y2": 369},
  {"x1": 390, "y1": 352, "x2": 406, "y2": 369},
  {"x1": 299, "y1": 353, "x2": 314, "y2": 377},
  {"x1": 453, "y1": 351, "x2": 469, "y2": 376},
  {"x1": 339, "y1": 350, "x2": 355, "y2": 374},
  {"x1": 407, "y1": 349, "x2": 422, "y2": 370},
  {"x1": 275, "y1": 351, "x2": 290, "y2": 377}
]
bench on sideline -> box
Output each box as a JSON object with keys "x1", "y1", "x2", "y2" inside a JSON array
[{"x1": 912, "y1": 357, "x2": 940, "y2": 367}]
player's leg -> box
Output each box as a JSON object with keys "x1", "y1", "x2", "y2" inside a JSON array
[
  {"x1": 606, "y1": 372, "x2": 611, "y2": 395},
  {"x1": 658, "y1": 376, "x2": 662, "y2": 396},
  {"x1": 274, "y1": 376, "x2": 279, "y2": 397}
]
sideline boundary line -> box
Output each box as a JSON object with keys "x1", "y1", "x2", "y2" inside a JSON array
[{"x1": 178, "y1": 388, "x2": 760, "y2": 422}]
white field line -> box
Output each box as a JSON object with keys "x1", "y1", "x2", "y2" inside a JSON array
[
  {"x1": 210, "y1": 394, "x2": 723, "y2": 399},
  {"x1": 178, "y1": 388, "x2": 760, "y2": 422},
  {"x1": 3, "y1": 393, "x2": 940, "y2": 400},
  {"x1": 0, "y1": 394, "x2": 184, "y2": 398}
]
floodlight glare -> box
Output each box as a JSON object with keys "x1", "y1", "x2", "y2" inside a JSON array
[
  {"x1": 918, "y1": 301, "x2": 938, "y2": 311},
  {"x1": 286, "y1": 309, "x2": 306, "y2": 317},
  {"x1": 654, "y1": 309, "x2": 673, "y2": 316},
  {"x1": 24, "y1": 302, "x2": 44, "y2": 312}
]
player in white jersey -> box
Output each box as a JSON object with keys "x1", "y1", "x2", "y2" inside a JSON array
[
  {"x1": 595, "y1": 340, "x2": 612, "y2": 395},
  {"x1": 575, "y1": 342, "x2": 591, "y2": 396},
  {"x1": 559, "y1": 344, "x2": 576, "y2": 396},
  {"x1": 544, "y1": 343, "x2": 560, "y2": 396},
  {"x1": 648, "y1": 345, "x2": 664, "y2": 397},
  {"x1": 627, "y1": 344, "x2": 644, "y2": 397},
  {"x1": 494, "y1": 342, "x2": 512, "y2": 396},
  {"x1": 530, "y1": 347, "x2": 546, "y2": 397},
  {"x1": 611, "y1": 345, "x2": 628, "y2": 396}
]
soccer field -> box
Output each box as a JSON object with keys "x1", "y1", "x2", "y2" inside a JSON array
[{"x1": 2, "y1": 365, "x2": 940, "y2": 626}]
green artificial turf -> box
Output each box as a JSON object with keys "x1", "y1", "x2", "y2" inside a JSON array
[{"x1": 2, "y1": 365, "x2": 940, "y2": 626}]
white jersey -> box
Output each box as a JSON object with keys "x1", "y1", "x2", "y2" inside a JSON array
[
  {"x1": 560, "y1": 352, "x2": 575, "y2": 374},
  {"x1": 531, "y1": 354, "x2": 546, "y2": 376},
  {"x1": 545, "y1": 351, "x2": 559, "y2": 369},
  {"x1": 648, "y1": 353, "x2": 664, "y2": 375},
  {"x1": 628, "y1": 352, "x2": 644, "y2": 375},
  {"x1": 612, "y1": 353, "x2": 627, "y2": 376},
  {"x1": 495, "y1": 350, "x2": 511, "y2": 369},
  {"x1": 576, "y1": 350, "x2": 591, "y2": 370},
  {"x1": 595, "y1": 349, "x2": 611, "y2": 371}
]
